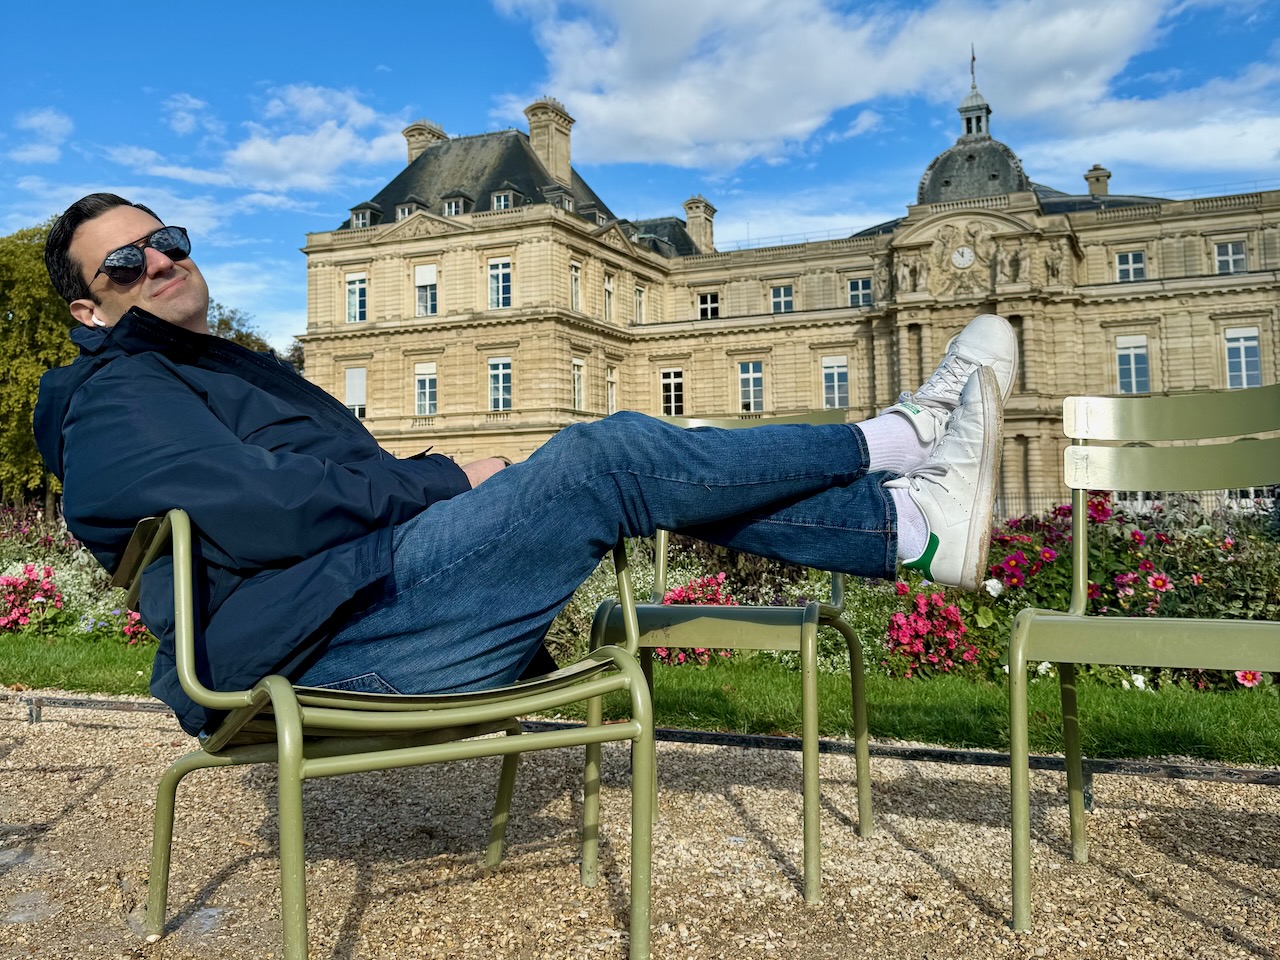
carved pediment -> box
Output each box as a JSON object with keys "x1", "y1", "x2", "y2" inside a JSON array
[
  {"x1": 378, "y1": 212, "x2": 468, "y2": 242},
  {"x1": 593, "y1": 222, "x2": 635, "y2": 253}
]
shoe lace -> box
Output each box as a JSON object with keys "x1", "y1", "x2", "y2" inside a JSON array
[{"x1": 913, "y1": 352, "x2": 974, "y2": 405}]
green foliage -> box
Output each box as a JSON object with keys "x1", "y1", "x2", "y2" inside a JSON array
[
  {"x1": 208, "y1": 300, "x2": 272, "y2": 352},
  {"x1": 0, "y1": 221, "x2": 77, "y2": 504}
]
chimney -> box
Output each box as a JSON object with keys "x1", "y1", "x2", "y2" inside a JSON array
[
  {"x1": 682, "y1": 195, "x2": 717, "y2": 254},
  {"x1": 524, "y1": 98, "x2": 574, "y2": 186},
  {"x1": 403, "y1": 120, "x2": 447, "y2": 164},
  {"x1": 1084, "y1": 164, "x2": 1112, "y2": 197}
]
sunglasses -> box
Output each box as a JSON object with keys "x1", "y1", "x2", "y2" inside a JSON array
[{"x1": 92, "y1": 226, "x2": 191, "y2": 287}]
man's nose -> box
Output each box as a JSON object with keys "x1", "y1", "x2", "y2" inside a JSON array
[{"x1": 144, "y1": 244, "x2": 179, "y2": 275}]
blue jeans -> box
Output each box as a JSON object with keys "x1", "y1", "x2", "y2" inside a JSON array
[{"x1": 297, "y1": 412, "x2": 897, "y2": 695}]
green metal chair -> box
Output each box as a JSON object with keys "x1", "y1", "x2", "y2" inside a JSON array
[
  {"x1": 1009, "y1": 382, "x2": 1280, "y2": 930},
  {"x1": 594, "y1": 411, "x2": 874, "y2": 904},
  {"x1": 112, "y1": 508, "x2": 656, "y2": 960}
]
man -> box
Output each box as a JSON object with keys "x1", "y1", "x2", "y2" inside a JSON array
[{"x1": 36, "y1": 193, "x2": 1017, "y2": 736}]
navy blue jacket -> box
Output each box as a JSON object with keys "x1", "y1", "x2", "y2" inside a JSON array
[{"x1": 33, "y1": 309, "x2": 470, "y2": 735}]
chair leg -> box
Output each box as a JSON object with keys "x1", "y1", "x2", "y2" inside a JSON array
[
  {"x1": 582, "y1": 694, "x2": 603, "y2": 888},
  {"x1": 486, "y1": 725, "x2": 522, "y2": 869},
  {"x1": 834, "y1": 618, "x2": 874, "y2": 838},
  {"x1": 628, "y1": 719, "x2": 656, "y2": 960},
  {"x1": 146, "y1": 750, "x2": 230, "y2": 941},
  {"x1": 1008, "y1": 617, "x2": 1033, "y2": 932},
  {"x1": 800, "y1": 615, "x2": 821, "y2": 903},
  {"x1": 1059, "y1": 662, "x2": 1088, "y2": 863}
]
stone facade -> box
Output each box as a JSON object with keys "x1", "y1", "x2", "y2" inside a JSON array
[{"x1": 301, "y1": 90, "x2": 1279, "y2": 513}]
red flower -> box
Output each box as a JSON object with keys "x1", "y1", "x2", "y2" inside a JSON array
[{"x1": 1130, "y1": 530, "x2": 1147, "y2": 545}]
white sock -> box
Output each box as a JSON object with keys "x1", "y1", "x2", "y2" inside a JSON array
[
  {"x1": 891, "y1": 487, "x2": 929, "y2": 561},
  {"x1": 858, "y1": 413, "x2": 932, "y2": 476}
]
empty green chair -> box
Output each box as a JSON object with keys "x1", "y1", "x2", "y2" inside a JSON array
[
  {"x1": 113, "y1": 508, "x2": 656, "y2": 960},
  {"x1": 1009, "y1": 383, "x2": 1280, "y2": 930},
  {"x1": 595, "y1": 411, "x2": 874, "y2": 904}
]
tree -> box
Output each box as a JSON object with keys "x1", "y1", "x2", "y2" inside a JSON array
[
  {"x1": 0, "y1": 221, "x2": 77, "y2": 507},
  {"x1": 207, "y1": 300, "x2": 272, "y2": 353}
]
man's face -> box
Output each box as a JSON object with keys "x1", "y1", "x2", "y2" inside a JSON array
[{"x1": 67, "y1": 205, "x2": 210, "y2": 334}]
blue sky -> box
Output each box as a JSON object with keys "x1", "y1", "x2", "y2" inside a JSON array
[{"x1": 3, "y1": 0, "x2": 1277, "y2": 349}]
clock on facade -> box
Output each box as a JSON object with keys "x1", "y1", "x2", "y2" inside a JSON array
[{"x1": 950, "y1": 245, "x2": 976, "y2": 269}]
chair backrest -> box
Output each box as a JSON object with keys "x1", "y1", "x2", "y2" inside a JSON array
[
  {"x1": 1058, "y1": 382, "x2": 1280, "y2": 613},
  {"x1": 650, "y1": 410, "x2": 851, "y2": 603}
]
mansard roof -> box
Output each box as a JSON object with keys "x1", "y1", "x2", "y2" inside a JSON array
[
  {"x1": 623, "y1": 216, "x2": 700, "y2": 257},
  {"x1": 337, "y1": 129, "x2": 616, "y2": 230}
]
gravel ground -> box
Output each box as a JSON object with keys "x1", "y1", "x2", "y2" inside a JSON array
[{"x1": 0, "y1": 693, "x2": 1277, "y2": 960}]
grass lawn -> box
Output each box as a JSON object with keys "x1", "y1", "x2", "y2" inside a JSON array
[
  {"x1": 0, "y1": 632, "x2": 153, "y2": 697},
  {"x1": 3, "y1": 635, "x2": 1278, "y2": 766}
]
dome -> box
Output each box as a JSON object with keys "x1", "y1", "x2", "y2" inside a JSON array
[{"x1": 917, "y1": 138, "x2": 1030, "y2": 204}]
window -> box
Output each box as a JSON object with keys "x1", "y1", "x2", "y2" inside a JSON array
[
  {"x1": 739, "y1": 360, "x2": 764, "y2": 412},
  {"x1": 572, "y1": 358, "x2": 585, "y2": 410},
  {"x1": 1115, "y1": 335, "x2": 1150, "y2": 394},
  {"x1": 488, "y1": 357, "x2": 512, "y2": 411},
  {"x1": 396, "y1": 204, "x2": 414, "y2": 221},
  {"x1": 444, "y1": 198, "x2": 463, "y2": 217},
  {"x1": 414, "y1": 264, "x2": 437, "y2": 317},
  {"x1": 345, "y1": 272, "x2": 367, "y2": 323},
  {"x1": 414, "y1": 362, "x2": 437, "y2": 416},
  {"x1": 1216, "y1": 240, "x2": 1246, "y2": 275},
  {"x1": 488, "y1": 257, "x2": 512, "y2": 309},
  {"x1": 569, "y1": 262, "x2": 581, "y2": 311},
  {"x1": 603, "y1": 273, "x2": 614, "y2": 322},
  {"x1": 698, "y1": 292, "x2": 720, "y2": 319},
  {"x1": 596, "y1": 213, "x2": 607, "y2": 226},
  {"x1": 344, "y1": 367, "x2": 366, "y2": 419},
  {"x1": 1116, "y1": 250, "x2": 1146, "y2": 282},
  {"x1": 634, "y1": 286, "x2": 646, "y2": 324},
  {"x1": 561, "y1": 196, "x2": 574, "y2": 212},
  {"x1": 1225, "y1": 327, "x2": 1262, "y2": 389},
  {"x1": 822, "y1": 355, "x2": 849, "y2": 409},
  {"x1": 770, "y1": 285, "x2": 794, "y2": 314},
  {"x1": 848, "y1": 277, "x2": 873, "y2": 308},
  {"x1": 660, "y1": 368, "x2": 684, "y2": 416},
  {"x1": 606, "y1": 365, "x2": 618, "y2": 415},
  {"x1": 351, "y1": 211, "x2": 368, "y2": 229},
  {"x1": 491, "y1": 192, "x2": 512, "y2": 211}
]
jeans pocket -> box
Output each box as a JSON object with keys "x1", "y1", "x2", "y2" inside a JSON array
[{"x1": 310, "y1": 672, "x2": 402, "y2": 695}]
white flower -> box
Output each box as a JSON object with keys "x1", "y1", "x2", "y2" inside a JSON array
[
  {"x1": 1036, "y1": 661, "x2": 1052, "y2": 676},
  {"x1": 983, "y1": 578, "x2": 1004, "y2": 598},
  {"x1": 1121, "y1": 679, "x2": 1131, "y2": 690},
  {"x1": 1131, "y1": 674, "x2": 1146, "y2": 690},
  {"x1": 1002, "y1": 664, "x2": 1010, "y2": 674}
]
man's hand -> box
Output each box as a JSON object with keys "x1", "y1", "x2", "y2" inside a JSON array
[{"x1": 461, "y1": 457, "x2": 509, "y2": 488}]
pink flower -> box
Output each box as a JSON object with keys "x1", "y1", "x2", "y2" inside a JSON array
[
  {"x1": 1138, "y1": 559, "x2": 1155, "y2": 572},
  {"x1": 1235, "y1": 670, "x2": 1263, "y2": 688},
  {"x1": 1130, "y1": 530, "x2": 1147, "y2": 545},
  {"x1": 895, "y1": 581, "x2": 910, "y2": 596},
  {"x1": 1155, "y1": 533, "x2": 1171, "y2": 545},
  {"x1": 1147, "y1": 573, "x2": 1173, "y2": 592},
  {"x1": 1039, "y1": 547, "x2": 1058, "y2": 563},
  {"x1": 1190, "y1": 573, "x2": 1204, "y2": 586},
  {"x1": 1222, "y1": 537, "x2": 1235, "y2": 550}
]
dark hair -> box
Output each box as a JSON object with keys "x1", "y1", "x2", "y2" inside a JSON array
[{"x1": 44, "y1": 193, "x2": 162, "y2": 303}]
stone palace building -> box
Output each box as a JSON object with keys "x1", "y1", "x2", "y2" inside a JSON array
[{"x1": 300, "y1": 85, "x2": 1278, "y2": 512}]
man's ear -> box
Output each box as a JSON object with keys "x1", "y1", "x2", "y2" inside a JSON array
[{"x1": 69, "y1": 298, "x2": 104, "y2": 329}]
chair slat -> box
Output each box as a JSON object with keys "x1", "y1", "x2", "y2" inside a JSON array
[
  {"x1": 1063, "y1": 383, "x2": 1280, "y2": 441},
  {"x1": 1063, "y1": 436, "x2": 1280, "y2": 491}
]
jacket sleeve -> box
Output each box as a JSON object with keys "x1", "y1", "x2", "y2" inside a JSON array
[{"x1": 59, "y1": 358, "x2": 471, "y2": 570}]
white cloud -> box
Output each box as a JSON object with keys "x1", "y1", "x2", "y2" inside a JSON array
[
  {"x1": 8, "y1": 143, "x2": 60, "y2": 164},
  {"x1": 225, "y1": 122, "x2": 404, "y2": 192},
  {"x1": 494, "y1": 0, "x2": 1280, "y2": 188},
  {"x1": 9, "y1": 107, "x2": 73, "y2": 164},
  {"x1": 164, "y1": 93, "x2": 224, "y2": 137}
]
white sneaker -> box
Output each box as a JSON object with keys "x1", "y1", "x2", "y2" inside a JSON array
[
  {"x1": 887, "y1": 366, "x2": 1002, "y2": 590},
  {"x1": 881, "y1": 314, "x2": 1018, "y2": 450}
]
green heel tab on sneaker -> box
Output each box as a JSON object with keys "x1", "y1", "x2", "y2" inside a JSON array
[{"x1": 902, "y1": 532, "x2": 940, "y2": 580}]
